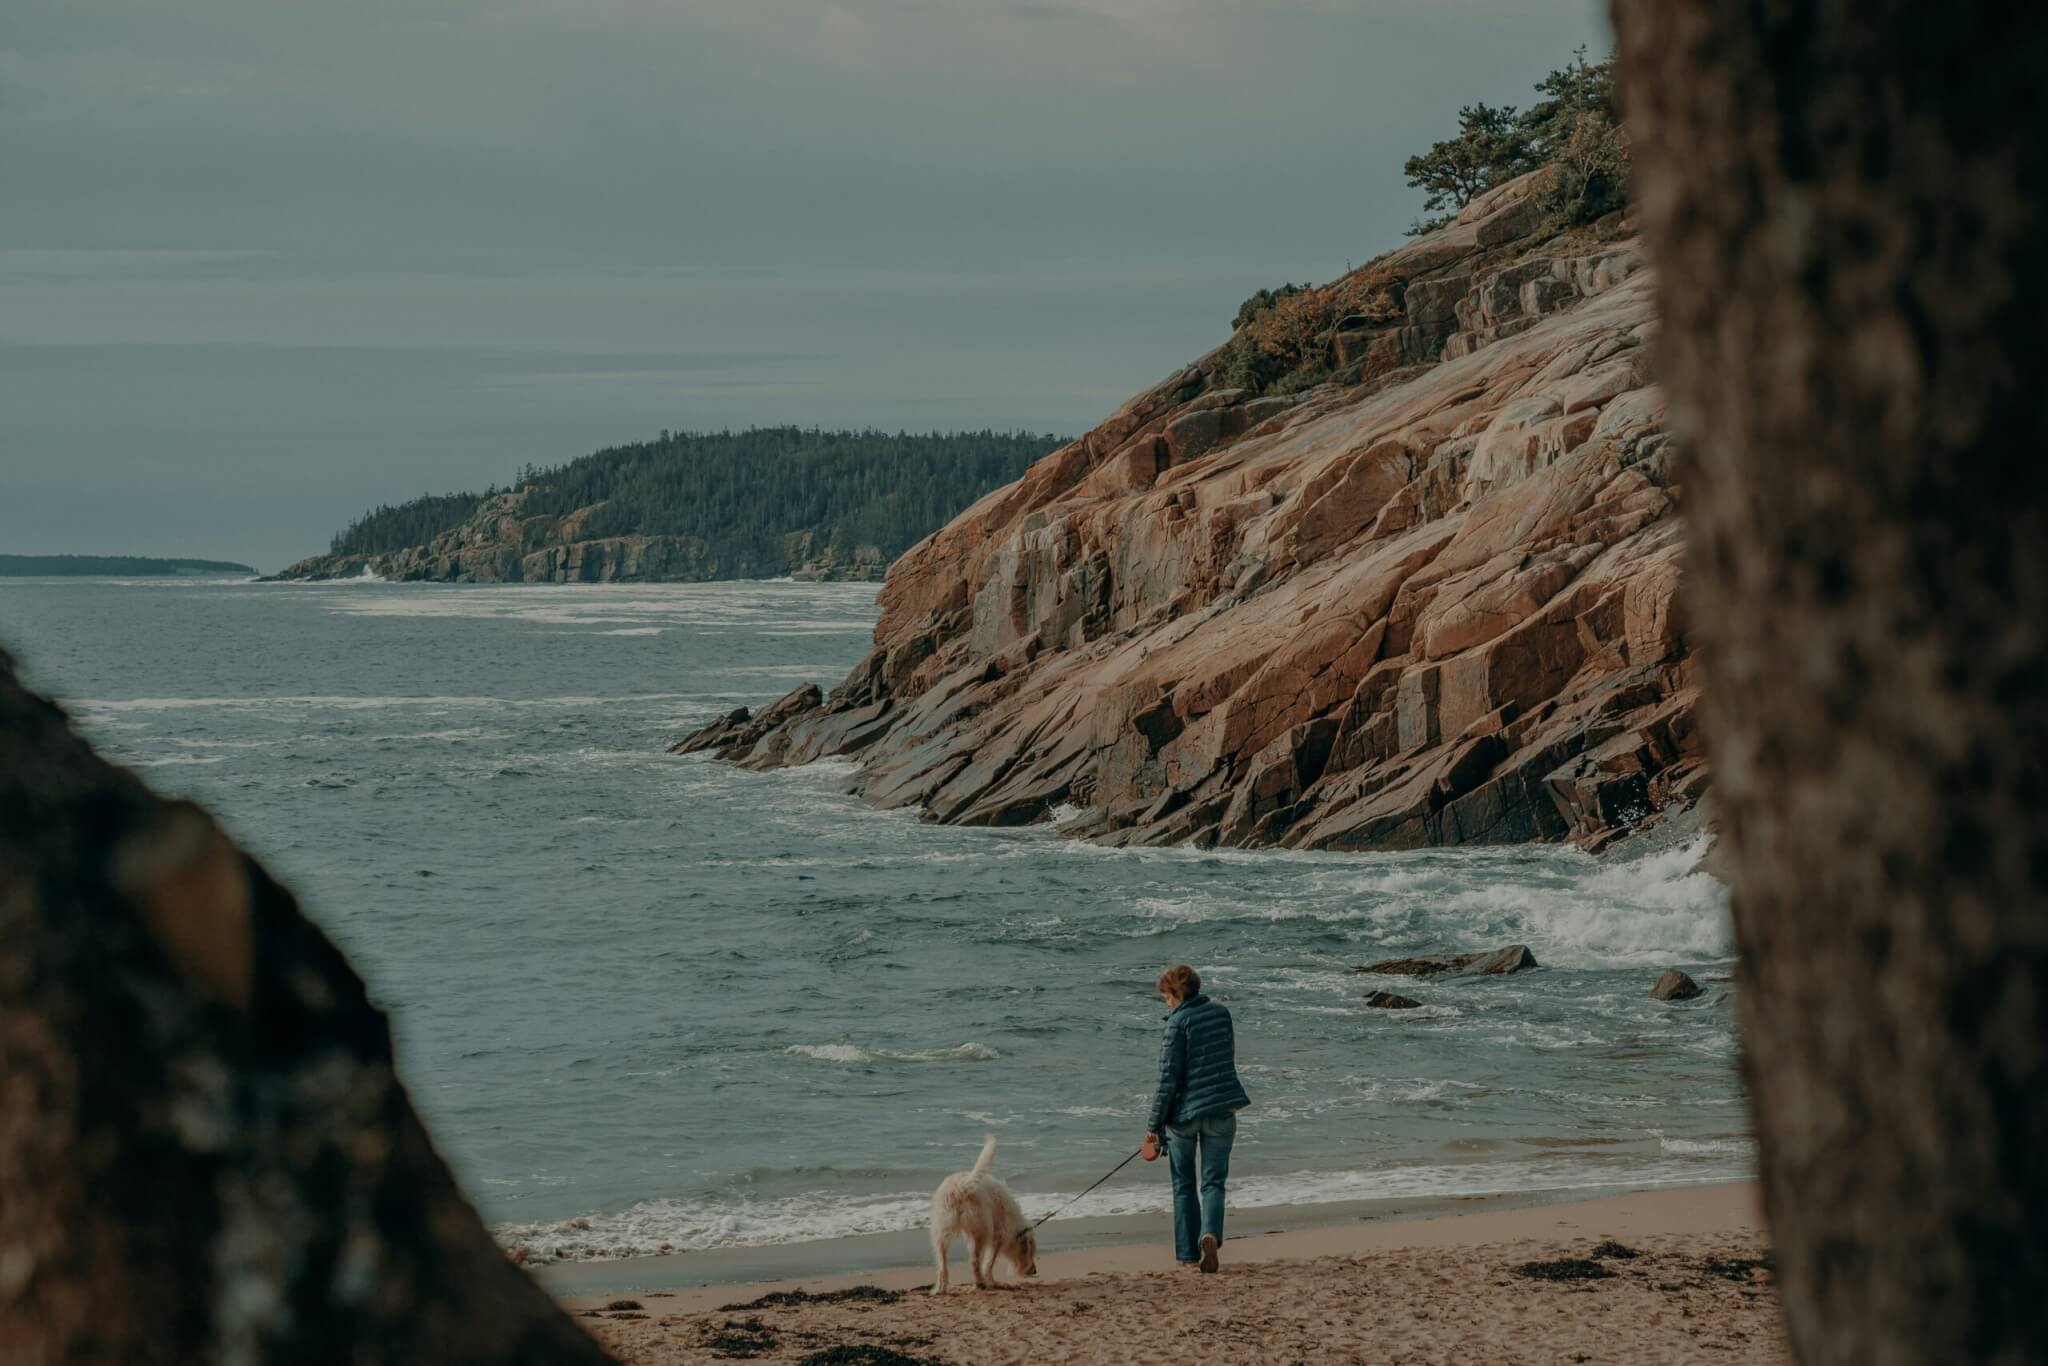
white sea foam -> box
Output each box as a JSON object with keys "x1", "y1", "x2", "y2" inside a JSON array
[
  {"x1": 594, "y1": 627, "x2": 664, "y2": 636},
  {"x1": 303, "y1": 581, "x2": 878, "y2": 630},
  {"x1": 492, "y1": 1154, "x2": 1751, "y2": 1263},
  {"x1": 82, "y1": 576, "x2": 262, "y2": 588},
  {"x1": 786, "y1": 1043, "x2": 872, "y2": 1064},
  {"x1": 785, "y1": 1042, "x2": 1001, "y2": 1065},
  {"x1": 1657, "y1": 1135, "x2": 1754, "y2": 1156}
]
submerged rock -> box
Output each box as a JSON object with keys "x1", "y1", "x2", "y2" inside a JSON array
[
  {"x1": 1353, "y1": 944, "x2": 1539, "y2": 977},
  {"x1": 1463, "y1": 944, "x2": 1539, "y2": 975},
  {"x1": 1651, "y1": 969, "x2": 1704, "y2": 1001},
  {"x1": 1365, "y1": 990, "x2": 1423, "y2": 1009},
  {"x1": 1354, "y1": 954, "x2": 1472, "y2": 976}
]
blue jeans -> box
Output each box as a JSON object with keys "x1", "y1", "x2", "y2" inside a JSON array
[{"x1": 1163, "y1": 1110, "x2": 1235, "y2": 1262}]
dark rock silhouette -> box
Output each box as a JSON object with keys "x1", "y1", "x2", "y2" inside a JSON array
[
  {"x1": 1617, "y1": 0, "x2": 2048, "y2": 1359},
  {"x1": 0, "y1": 650, "x2": 613, "y2": 1364}
]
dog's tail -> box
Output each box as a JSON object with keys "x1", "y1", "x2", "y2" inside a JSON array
[{"x1": 971, "y1": 1134, "x2": 997, "y2": 1178}]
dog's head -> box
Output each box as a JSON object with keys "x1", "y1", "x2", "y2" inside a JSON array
[{"x1": 1011, "y1": 1228, "x2": 1038, "y2": 1277}]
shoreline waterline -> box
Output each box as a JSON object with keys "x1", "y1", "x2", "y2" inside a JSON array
[
  {"x1": 3, "y1": 578, "x2": 1751, "y2": 1286},
  {"x1": 540, "y1": 1177, "x2": 1751, "y2": 1298}
]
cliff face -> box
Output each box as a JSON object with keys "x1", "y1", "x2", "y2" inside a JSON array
[
  {"x1": 690, "y1": 172, "x2": 1702, "y2": 852},
  {"x1": 274, "y1": 496, "x2": 887, "y2": 584}
]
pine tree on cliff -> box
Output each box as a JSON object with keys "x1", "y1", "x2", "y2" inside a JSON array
[
  {"x1": 1614, "y1": 2, "x2": 2048, "y2": 1362},
  {"x1": 1402, "y1": 102, "x2": 1540, "y2": 222}
]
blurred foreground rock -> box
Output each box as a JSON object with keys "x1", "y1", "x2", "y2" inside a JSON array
[{"x1": 0, "y1": 651, "x2": 613, "y2": 1364}]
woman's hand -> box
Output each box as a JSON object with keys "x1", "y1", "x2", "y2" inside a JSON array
[{"x1": 1141, "y1": 1132, "x2": 1160, "y2": 1162}]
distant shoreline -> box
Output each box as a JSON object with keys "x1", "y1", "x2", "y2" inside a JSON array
[{"x1": 0, "y1": 554, "x2": 255, "y2": 577}]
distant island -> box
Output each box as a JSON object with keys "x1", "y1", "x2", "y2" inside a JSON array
[
  {"x1": 0, "y1": 555, "x2": 255, "y2": 577},
  {"x1": 274, "y1": 427, "x2": 1068, "y2": 583}
]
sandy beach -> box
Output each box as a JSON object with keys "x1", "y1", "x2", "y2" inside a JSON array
[{"x1": 562, "y1": 1182, "x2": 1786, "y2": 1364}]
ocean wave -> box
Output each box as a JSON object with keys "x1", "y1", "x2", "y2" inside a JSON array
[
  {"x1": 1352, "y1": 1077, "x2": 1485, "y2": 1105},
  {"x1": 491, "y1": 1153, "x2": 1751, "y2": 1263},
  {"x1": 87, "y1": 576, "x2": 263, "y2": 588},
  {"x1": 313, "y1": 585, "x2": 878, "y2": 630},
  {"x1": 786, "y1": 1043, "x2": 871, "y2": 1063},
  {"x1": 1027, "y1": 838, "x2": 1728, "y2": 968}
]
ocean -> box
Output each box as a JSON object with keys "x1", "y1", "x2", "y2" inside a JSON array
[{"x1": 0, "y1": 575, "x2": 1748, "y2": 1266}]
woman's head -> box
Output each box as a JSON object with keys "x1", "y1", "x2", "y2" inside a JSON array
[{"x1": 1157, "y1": 964, "x2": 1201, "y2": 1005}]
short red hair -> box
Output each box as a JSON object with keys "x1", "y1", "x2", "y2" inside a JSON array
[{"x1": 1157, "y1": 964, "x2": 1201, "y2": 1000}]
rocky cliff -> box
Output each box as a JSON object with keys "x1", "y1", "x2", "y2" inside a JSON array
[
  {"x1": 683, "y1": 172, "x2": 1703, "y2": 852},
  {"x1": 274, "y1": 496, "x2": 887, "y2": 584}
]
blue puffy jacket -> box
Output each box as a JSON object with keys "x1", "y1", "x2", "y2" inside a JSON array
[{"x1": 1147, "y1": 994, "x2": 1251, "y2": 1131}]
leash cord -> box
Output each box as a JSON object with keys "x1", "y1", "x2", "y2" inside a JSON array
[{"x1": 1031, "y1": 1146, "x2": 1147, "y2": 1230}]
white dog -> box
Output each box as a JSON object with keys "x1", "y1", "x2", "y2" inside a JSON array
[{"x1": 929, "y1": 1135, "x2": 1039, "y2": 1294}]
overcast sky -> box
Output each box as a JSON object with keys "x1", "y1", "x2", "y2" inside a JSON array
[{"x1": 1, "y1": 0, "x2": 1610, "y2": 570}]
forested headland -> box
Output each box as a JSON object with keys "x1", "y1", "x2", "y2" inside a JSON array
[{"x1": 279, "y1": 427, "x2": 1068, "y2": 583}]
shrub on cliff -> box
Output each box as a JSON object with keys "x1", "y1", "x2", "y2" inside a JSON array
[
  {"x1": 1232, "y1": 283, "x2": 1310, "y2": 331},
  {"x1": 1218, "y1": 273, "x2": 1404, "y2": 395},
  {"x1": 1525, "y1": 48, "x2": 1629, "y2": 228},
  {"x1": 1534, "y1": 109, "x2": 1631, "y2": 227}
]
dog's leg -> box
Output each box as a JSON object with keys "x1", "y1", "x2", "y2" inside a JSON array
[
  {"x1": 931, "y1": 1230, "x2": 950, "y2": 1296},
  {"x1": 970, "y1": 1236, "x2": 990, "y2": 1289}
]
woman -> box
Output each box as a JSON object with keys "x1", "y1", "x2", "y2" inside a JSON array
[{"x1": 1141, "y1": 963, "x2": 1250, "y2": 1272}]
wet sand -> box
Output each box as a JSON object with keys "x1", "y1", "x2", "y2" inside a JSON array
[{"x1": 561, "y1": 1181, "x2": 1787, "y2": 1364}]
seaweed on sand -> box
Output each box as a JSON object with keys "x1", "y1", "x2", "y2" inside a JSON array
[
  {"x1": 704, "y1": 1316, "x2": 780, "y2": 1359},
  {"x1": 720, "y1": 1285, "x2": 905, "y2": 1312},
  {"x1": 1515, "y1": 1258, "x2": 1616, "y2": 1281},
  {"x1": 797, "y1": 1348, "x2": 945, "y2": 1366}
]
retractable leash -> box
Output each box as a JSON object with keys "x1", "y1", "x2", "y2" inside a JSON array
[{"x1": 1031, "y1": 1146, "x2": 1148, "y2": 1230}]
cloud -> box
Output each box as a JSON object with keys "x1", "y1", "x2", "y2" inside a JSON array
[{"x1": 0, "y1": 0, "x2": 1613, "y2": 564}]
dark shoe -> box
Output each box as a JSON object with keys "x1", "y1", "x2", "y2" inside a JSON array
[{"x1": 1198, "y1": 1234, "x2": 1219, "y2": 1273}]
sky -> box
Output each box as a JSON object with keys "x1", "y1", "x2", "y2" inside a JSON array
[{"x1": 1, "y1": 0, "x2": 1611, "y2": 571}]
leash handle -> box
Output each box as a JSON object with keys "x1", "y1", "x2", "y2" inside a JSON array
[{"x1": 1031, "y1": 1146, "x2": 1147, "y2": 1230}]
